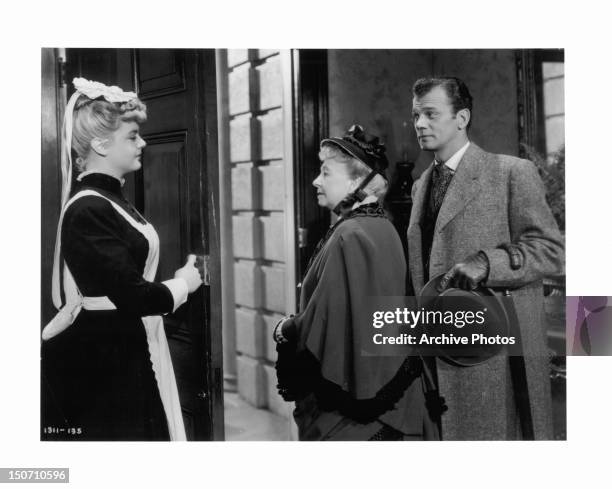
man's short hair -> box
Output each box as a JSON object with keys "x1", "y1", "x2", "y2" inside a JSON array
[{"x1": 413, "y1": 77, "x2": 473, "y2": 129}]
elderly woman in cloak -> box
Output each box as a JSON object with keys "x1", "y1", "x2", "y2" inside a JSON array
[{"x1": 273, "y1": 125, "x2": 439, "y2": 441}]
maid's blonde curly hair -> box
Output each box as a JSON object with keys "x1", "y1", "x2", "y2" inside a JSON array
[{"x1": 70, "y1": 96, "x2": 147, "y2": 171}]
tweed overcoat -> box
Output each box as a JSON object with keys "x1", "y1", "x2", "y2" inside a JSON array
[{"x1": 407, "y1": 143, "x2": 564, "y2": 440}]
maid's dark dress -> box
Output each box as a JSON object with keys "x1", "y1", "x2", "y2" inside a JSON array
[{"x1": 42, "y1": 172, "x2": 186, "y2": 441}]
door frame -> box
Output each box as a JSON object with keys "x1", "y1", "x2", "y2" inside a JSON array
[
  {"x1": 290, "y1": 49, "x2": 330, "y2": 291},
  {"x1": 194, "y1": 49, "x2": 224, "y2": 440}
]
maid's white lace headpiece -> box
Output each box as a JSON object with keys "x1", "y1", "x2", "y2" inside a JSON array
[{"x1": 60, "y1": 78, "x2": 137, "y2": 207}]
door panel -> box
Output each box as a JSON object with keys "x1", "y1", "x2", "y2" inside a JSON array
[
  {"x1": 142, "y1": 133, "x2": 188, "y2": 286},
  {"x1": 136, "y1": 49, "x2": 186, "y2": 98}
]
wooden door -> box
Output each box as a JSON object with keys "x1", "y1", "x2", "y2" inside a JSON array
[{"x1": 58, "y1": 48, "x2": 223, "y2": 440}]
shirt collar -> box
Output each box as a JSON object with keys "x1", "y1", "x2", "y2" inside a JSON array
[{"x1": 434, "y1": 141, "x2": 470, "y2": 171}]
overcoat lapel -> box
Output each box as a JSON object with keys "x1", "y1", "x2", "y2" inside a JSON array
[
  {"x1": 410, "y1": 164, "x2": 433, "y2": 226},
  {"x1": 407, "y1": 164, "x2": 434, "y2": 293},
  {"x1": 433, "y1": 143, "x2": 484, "y2": 233}
]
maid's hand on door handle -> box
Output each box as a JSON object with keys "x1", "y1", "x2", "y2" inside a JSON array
[{"x1": 175, "y1": 254, "x2": 204, "y2": 293}]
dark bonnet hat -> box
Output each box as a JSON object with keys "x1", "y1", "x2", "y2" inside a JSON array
[{"x1": 321, "y1": 124, "x2": 389, "y2": 180}]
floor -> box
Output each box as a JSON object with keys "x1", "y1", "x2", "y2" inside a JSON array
[{"x1": 224, "y1": 392, "x2": 292, "y2": 441}]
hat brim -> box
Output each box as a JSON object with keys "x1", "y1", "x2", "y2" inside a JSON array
[
  {"x1": 321, "y1": 137, "x2": 388, "y2": 179},
  {"x1": 419, "y1": 273, "x2": 511, "y2": 367}
]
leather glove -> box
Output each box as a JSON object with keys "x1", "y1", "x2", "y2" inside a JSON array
[
  {"x1": 273, "y1": 315, "x2": 297, "y2": 344},
  {"x1": 438, "y1": 251, "x2": 490, "y2": 291}
]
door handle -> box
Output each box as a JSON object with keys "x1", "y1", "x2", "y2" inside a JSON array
[{"x1": 194, "y1": 254, "x2": 211, "y2": 286}]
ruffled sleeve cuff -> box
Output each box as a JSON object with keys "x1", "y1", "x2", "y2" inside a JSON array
[{"x1": 162, "y1": 278, "x2": 189, "y2": 313}]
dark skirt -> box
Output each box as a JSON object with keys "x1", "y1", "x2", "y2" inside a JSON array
[
  {"x1": 294, "y1": 393, "x2": 423, "y2": 441},
  {"x1": 41, "y1": 309, "x2": 169, "y2": 441}
]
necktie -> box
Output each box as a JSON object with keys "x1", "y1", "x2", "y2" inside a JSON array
[
  {"x1": 422, "y1": 163, "x2": 455, "y2": 280},
  {"x1": 430, "y1": 163, "x2": 454, "y2": 216}
]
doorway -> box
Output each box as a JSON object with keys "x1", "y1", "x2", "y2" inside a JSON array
[{"x1": 40, "y1": 48, "x2": 223, "y2": 440}]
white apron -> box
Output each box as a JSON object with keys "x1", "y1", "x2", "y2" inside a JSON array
[{"x1": 43, "y1": 189, "x2": 187, "y2": 441}]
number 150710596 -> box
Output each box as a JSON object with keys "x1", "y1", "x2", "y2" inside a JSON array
[{"x1": 0, "y1": 468, "x2": 69, "y2": 483}]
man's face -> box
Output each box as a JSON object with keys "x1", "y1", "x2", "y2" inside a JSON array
[{"x1": 412, "y1": 86, "x2": 464, "y2": 155}]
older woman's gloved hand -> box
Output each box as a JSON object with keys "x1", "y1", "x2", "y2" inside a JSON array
[
  {"x1": 273, "y1": 315, "x2": 297, "y2": 344},
  {"x1": 275, "y1": 333, "x2": 316, "y2": 402},
  {"x1": 437, "y1": 251, "x2": 489, "y2": 291}
]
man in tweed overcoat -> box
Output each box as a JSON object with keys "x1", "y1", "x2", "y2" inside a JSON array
[{"x1": 407, "y1": 77, "x2": 564, "y2": 440}]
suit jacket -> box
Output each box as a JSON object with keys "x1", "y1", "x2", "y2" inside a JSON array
[{"x1": 407, "y1": 142, "x2": 564, "y2": 440}]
